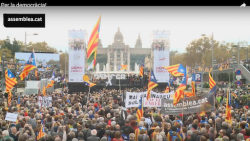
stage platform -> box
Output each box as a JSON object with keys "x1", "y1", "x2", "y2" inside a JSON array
[{"x1": 68, "y1": 82, "x2": 169, "y2": 93}]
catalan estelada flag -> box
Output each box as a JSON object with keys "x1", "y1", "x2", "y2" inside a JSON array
[
  {"x1": 5, "y1": 69, "x2": 17, "y2": 92},
  {"x1": 163, "y1": 64, "x2": 185, "y2": 76},
  {"x1": 45, "y1": 80, "x2": 54, "y2": 89},
  {"x1": 118, "y1": 65, "x2": 128, "y2": 71},
  {"x1": 146, "y1": 69, "x2": 158, "y2": 100},
  {"x1": 209, "y1": 68, "x2": 216, "y2": 90},
  {"x1": 87, "y1": 15, "x2": 101, "y2": 70},
  {"x1": 19, "y1": 50, "x2": 36, "y2": 80},
  {"x1": 165, "y1": 83, "x2": 170, "y2": 93},
  {"x1": 232, "y1": 92, "x2": 237, "y2": 98},
  {"x1": 173, "y1": 66, "x2": 187, "y2": 106},
  {"x1": 42, "y1": 84, "x2": 46, "y2": 97},
  {"x1": 136, "y1": 97, "x2": 143, "y2": 123},
  {"x1": 225, "y1": 88, "x2": 232, "y2": 124},
  {"x1": 139, "y1": 61, "x2": 144, "y2": 77},
  {"x1": 191, "y1": 73, "x2": 196, "y2": 95},
  {"x1": 37, "y1": 126, "x2": 45, "y2": 140},
  {"x1": 85, "y1": 81, "x2": 96, "y2": 87},
  {"x1": 8, "y1": 91, "x2": 12, "y2": 106}
]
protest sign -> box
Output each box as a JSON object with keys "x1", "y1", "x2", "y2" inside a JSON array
[
  {"x1": 5, "y1": 113, "x2": 18, "y2": 122},
  {"x1": 161, "y1": 89, "x2": 215, "y2": 115},
  {"x1": 38, "y1": 96, "x2": 52, "y2": 107},
  {"x1": 125, "y1": 91, "x2": 174, "y2": 108}
]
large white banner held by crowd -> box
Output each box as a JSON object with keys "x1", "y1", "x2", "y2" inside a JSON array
[
  {"x1": 125, "y1": 91, "x2": 174, "y2": 108},
  {"x1": 68, "y1": 30, "x2": 87, "y2": 82},
  {"x1": 151, "y1": 30, "x2": 170, "y2": 83}
]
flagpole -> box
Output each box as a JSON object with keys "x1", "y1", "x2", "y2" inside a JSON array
[
  {"x1": 182, "y1": 66, "x2": 187, "y2": 122},
  {"x1": 213, "y1": 87, "x2": 217, "y2": 141},
  {"x1": 86, "y1": 86, "x2": 90, "y2": 113}
]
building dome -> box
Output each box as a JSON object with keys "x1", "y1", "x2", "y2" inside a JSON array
[{"x1": 114, "y1": 27, "x2": 123, "y2": 42}]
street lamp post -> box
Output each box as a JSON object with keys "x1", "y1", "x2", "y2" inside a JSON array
[
  {"x1": 231, "y1": 43, "x2": 249, "y2": 66},
  {"x1": 1, "y1": 53, "x2": 5, "y2": 91},
  {"x1": 231, "y1": 54, "x2": 237, "y2": 88},
  {"x1": 25, "y1": 32, "x2": 38, "y2": 51}
]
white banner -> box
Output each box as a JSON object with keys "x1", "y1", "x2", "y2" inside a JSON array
[
  {"x1": 152, "y1": 30, "x2": 170, "y2": 83},
  {"x1": 38, "y1": 96, "x2": 52, "y2": 107},
  {"x1": 125, "y1": 91, "x2": 174, "y2": 108},
  {"x1": 68, "y1": 30, "x2": 87, "y2": 82},
  {"x1": 5, "y1": 113, "x2": 18, "y2": 122}
]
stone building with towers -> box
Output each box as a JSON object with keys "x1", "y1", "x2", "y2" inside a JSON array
[{"x1": 95, "y1": 27, "x2": 152, "y2": 72}]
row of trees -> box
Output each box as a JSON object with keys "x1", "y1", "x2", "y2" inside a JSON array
[
  {"x1": 1, "y1": 36, "x2": 249, "y2": 73},
  {"x1": 0, "y1": 37, "x2": 68, "y2": 72},
  {"x1": 170, "y1": 36, "x2": 249, "y2": 67}
]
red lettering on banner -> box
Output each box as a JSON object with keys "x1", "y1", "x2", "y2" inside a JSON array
[
  {"x1": 156, "y1": 67, "x2": 168, "y2": 73},
  {"x1": 71, "y1": 66, "x2": 83, "y2": 69},
  {"x1": 71, "y1": 70, "x2": 83, "y2": 72},
  {"x1": 71, "y1": 66, "x2": 83, "y2": 72}
]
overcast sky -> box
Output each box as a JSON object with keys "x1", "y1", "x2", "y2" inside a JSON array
[{"x1": 0, "y1": 6, "x2": 250, "y2": 53}]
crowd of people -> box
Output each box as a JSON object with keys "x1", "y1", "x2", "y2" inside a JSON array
[{"x1": 0, "y1": 86, "x2": 250, "y2": 141}]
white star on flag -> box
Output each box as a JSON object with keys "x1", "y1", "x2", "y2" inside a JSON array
[
  {"x1": 180, "y1": 69, "x2": 184, "y2": 73},
  {"x1": 151, "y1": 75, "x2": 154, "y2": 79},
  {"x1": 29, "y1": 57, "x2": 33, "y2": 63}
]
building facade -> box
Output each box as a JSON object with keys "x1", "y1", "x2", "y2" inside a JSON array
[{"x1": 96, "y1": 27, "x2": 152, "y2": 71}]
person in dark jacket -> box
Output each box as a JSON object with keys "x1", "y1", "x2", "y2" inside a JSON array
[
  {"x1": 121, "y1": 120, "x2": 134, "y2": 134},
  {"x1": 87, "y1": 129, "x2": 100, "y2": 141},
  {"x1": 9, "y1": 127, "x2": 18, "y2": 141}
]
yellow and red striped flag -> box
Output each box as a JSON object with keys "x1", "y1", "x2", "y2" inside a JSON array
[
  {"x1": 139, "y1": 61, "x2": 144, "y2": 77},
  {"x1": 183, "y1": 92, "x2": 195, "y2": 98},
  {"x1": 164, "y1": 64, "x2": 185, "y2": 76},
  {"x1": 87, "y1": 15, "x2": 101, "y2": 70},
  {"x1": 37, "y1": 126, "x2": 45, "y2": 140},
  {"x1": 173, "y1": 66, "x2": 187, "y2": 105},
  {"x1": 42, "y1": 85, "x2": 46, "y2": 97},
  {"x1": 19, "y1": 50, "x2": 36, "y2": 80},
  {"x1": 5, "y1": 69, "x2": 17, "y2": 92},
  {"x1": 191, "y1": 73, "x2": 196, "y2": 95},
  {"x1": 165, "y1": 83, "x2": 170, "y2": 93},
  {"x1": 118, "y1": 65, "x2": 127, "y2": 71},
  {"x1": 45, "y1": 80, "x2": 54, "y2": 89},
  {"x1": 136, "y1": 97, "x2": 143, "y2": 123},
  {"x1": 209, "y1": 68, "x2": 216, "y2": 90},
  {"x1": 146, "y1": 69, "x2": 158, "y2": 100},
  {"x1": 8, "y1": 91, "x2": 12, "y2": 106},
  {"x1": 225, "y1": 88, "x2": 232, "y2": 124},
  {"x1": 232, "y1": 93, "x2": 237, "y2": 98}
]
